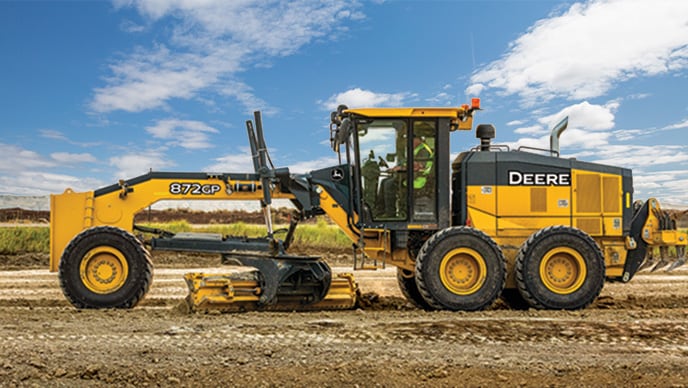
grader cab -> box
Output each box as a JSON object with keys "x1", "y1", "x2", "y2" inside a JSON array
[{"x1": 50, "y1": 101, "x2": 687, "y2": 312}]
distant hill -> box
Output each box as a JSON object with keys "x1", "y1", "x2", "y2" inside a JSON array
[{"x1": 0, "y1": 195, "x2": 49, "y2": 211}]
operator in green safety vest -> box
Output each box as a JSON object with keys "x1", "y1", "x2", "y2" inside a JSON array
[
  {"x1": 411, "y1": 137, "x2": 433, "y2": 189},
  {"x1": 380, "y1": 136, "x2": 434, "y2": 218}
]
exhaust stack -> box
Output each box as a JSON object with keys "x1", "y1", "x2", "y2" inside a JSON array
[{"x1": 549, "y1": 116, "x2": 569, "y2": 155}]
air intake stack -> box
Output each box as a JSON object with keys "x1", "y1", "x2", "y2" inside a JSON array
[{"x1": 476, "y1": 124, "x2": 496, "y2": 151}]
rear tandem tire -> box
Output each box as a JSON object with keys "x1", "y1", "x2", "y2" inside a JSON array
[
  {"x1": 499, "y1": 288, "x2": 531, "y2": 310},
  {"x1": 396, "y1": 268, "x2": 435, "y2": 310},
  {"x1": 415, "y1": 227, "x2": 506, "y2": 311},
  {"x1": 515, "y1": 226, "x2": 605, "y2": 310},
  {"x1": 58, "y1": 226, "x2": 153, "y2": 309}
]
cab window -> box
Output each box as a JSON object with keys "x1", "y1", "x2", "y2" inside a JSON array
[
  {"x1": 411, "y1": 120, "x2": 437, "y2": 221},
  {"x1": 357, "y1": 119, "x2": 407, "y2": 221}
]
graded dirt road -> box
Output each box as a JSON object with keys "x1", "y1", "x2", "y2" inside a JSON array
[{"x1": 1, "y1": 255, "x2": 688, "y2": 387}]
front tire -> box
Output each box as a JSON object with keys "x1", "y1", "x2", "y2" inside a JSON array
[
  {"x1": 58, "y1": 226, "x2": 153, "y2": 309},
  {"x1": 515, "y1": 226, "x2": 604, "y2": 310},
  {"x1": 415, "y1": 227, "x2": 506, "y2": 311},
  {"x1": 396, "y1": 268, "x2": 434, "y2": 310}
]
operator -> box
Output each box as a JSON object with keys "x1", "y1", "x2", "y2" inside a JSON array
[
  {"x1": 380, "y1": 136, "x2": 434, "y2": 218},
  {"x1": 410, "y1": 136, "x2": 433, "y2": 189}
]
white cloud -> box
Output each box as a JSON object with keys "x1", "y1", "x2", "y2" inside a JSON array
[
  {"x1": 205, "y1": 146, "x2": 339, "y2": 176},
  {"x1": 109, "y1": 151, "x2": 174, "y2": 179},
  {"x1": 321, "y1": 88, "x2": 412, "y2": 110},
  {"x1": 510, "y1": 101, "x2": 617, "y2": 151},
  {"x1": 95, "y1": 1, "x2": 362, "y2": 113},
  {"x1": 0, "y1": 172, "x2": 104, "y2": 196},
  {"x1": 219, "y1": 80, "x2": 277, "y2": 116},
  {"x1": 39, "y1": 129, "x2": 69, "y2": 141},
  {"x1": 612, "y1": 128, "x2": 644, "y2": 142},
  {"x1": 633, "y1": 170, "x2": 688, "y2": 207},
  {"x1": 628, "y1": 93, "x2": 651, "y2": 100},
  {"x1": 120, "y1": 19, "x2": 145, "y2": 33},
  {"x1": 589, "y1": 145, "x2": 688, "y2": 168},
  {"x1": 204, "y1": 147, "x2": 256, "y2": 173},
  {"x1": 507, "y1": 135, "x2": 549, "y2": 152},
  {"x1": 558, "y1": 128, "x2": 612, "y2": 149},
  {"x1": 509, "y1": 131, "x2": 610, "y2": 153},
  {"x1": 464, "y1": 83, "x2": 485, "y2": 97},
  {"x1": 467, "y1": 0, "x2": 688, "y2": 102},
  {"x1": 514, "y1": 125, "x2": 545, "y2": 135},
  {"x1": 425, "y1": 91, "x2": 453, "y2": 105},
  {"x1": 611, "y1": 117, "x2": 688, "y2": 142},
  {"x1": 39, "y1": 129, "x2": 102, "y2": 147},
  {"x1": 288, "y1": 156, "x2": 340, "y2": 174},
  {"x1": 663, "y1": 119, "x2": 688, "y2": 130},
  {"x1": 92, "y1": 46, "x2": 220, "y2": 112},
  {"x1": 538, "y1": 100, "x2": 617, "y2": 131},
  {"x1": 0, "y1": 143, "x2": 55, "y2": 172},
  {"x1": 0, "y1": 144, "x2": 106, "y2": 195},
  {"x1": 146, "y1": 118, "x2": 219, "y2": 149},
  {"x1": 50, "y1": 152, "x2": 98, "y2": 164}
]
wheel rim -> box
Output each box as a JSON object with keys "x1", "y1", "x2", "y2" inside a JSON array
[
  {"x1": 439, "y1": 247, "x2": 487, "y2": 295},
  {"x1": 539, "y1": 247, "x2": 586, "y2": 295},
  {"x1": 79, "y1": 246, "x2": 129, "y2": 294}
]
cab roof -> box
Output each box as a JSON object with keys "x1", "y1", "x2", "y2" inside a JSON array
[{"x1": 344, "y1": 107, "x2": 467, "y2": 118}]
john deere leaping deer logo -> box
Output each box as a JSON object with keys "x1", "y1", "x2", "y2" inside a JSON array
[{"x1": 331, "y1": 168, "x2": 344, "y2": 182}]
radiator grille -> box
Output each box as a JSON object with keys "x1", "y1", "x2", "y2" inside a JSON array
[
  {"x1": 576, "y1": 174, "x2": 600, "y2": 213},
  {"x1": 576, "y1": 218, "x2": 601, "y2": 235},
  {"x1": 603, "y1": 176, "x2": 620, "y2": 213},
  {"x1": 530, "y1": 187, "x2": 547, "y2": 212}
]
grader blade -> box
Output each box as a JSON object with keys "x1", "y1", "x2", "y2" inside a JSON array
[{"x1": 184, "y1": 272, "x2": 358, "y2": 313}]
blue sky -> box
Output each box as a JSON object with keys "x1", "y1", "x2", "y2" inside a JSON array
[{"x1": 2, "y1": 0, "x2": 688, "y2": 206}]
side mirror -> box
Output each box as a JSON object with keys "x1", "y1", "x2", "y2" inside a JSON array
[
  {"x1": 335, "y1": 117, "x2": 351, "y2": 145},
  {"x1": 386, "y1": 153, "x2": 396, "y2": 162}
]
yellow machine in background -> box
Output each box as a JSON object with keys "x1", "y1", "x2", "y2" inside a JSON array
[{"x1": 50, "y1": 101, "x2": 687, "y2": 312}]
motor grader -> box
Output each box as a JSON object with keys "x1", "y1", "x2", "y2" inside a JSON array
[{"x1": 49, "y1": 99, "x2": 687, "y2": 312}]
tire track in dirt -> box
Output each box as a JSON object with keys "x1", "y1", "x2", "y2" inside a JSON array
[
  {"x1": 1, "y1": 266, "x2": 688, "y2": 387},
  {"x1": 2, "y1": 267, "x2": 688, "y2": 309}
]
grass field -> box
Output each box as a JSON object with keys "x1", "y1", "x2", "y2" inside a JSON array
[
  {"x1": 0, "y1": 226, "x2": 49, "y2": 254},
  {"x1": 0, "y1": 220, "x2": 351, "y2": 255},
  {"x1": 3, "y1": 222, "x2": 685, "y2": 258}
]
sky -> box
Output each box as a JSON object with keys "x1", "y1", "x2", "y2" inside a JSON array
[{"x1": 1, "y1": 0, "x2": 688, "y2": 208}]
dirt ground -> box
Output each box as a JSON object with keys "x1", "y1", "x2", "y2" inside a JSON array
[{"x1": 0, "y1": 251, "x2": 687, "y2": 387}]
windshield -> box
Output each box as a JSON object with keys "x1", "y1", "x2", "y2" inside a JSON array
[
  {"x1": 355, "y1": 118, "x2": 438, "y2": 223},
  {"x1": 357, "y1": 119, "x2": 407, "y2": 221}
]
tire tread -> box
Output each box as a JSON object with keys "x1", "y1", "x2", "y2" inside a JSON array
[
  {"x1": 58, "y1": 226, "x2": 153, "y2": 309},
  {"x1": 515, "y1": 225, "x2": 604, "y2": 310},
  {"x1": 415, "y1": 226, "x2": 506, "y2": 311}
]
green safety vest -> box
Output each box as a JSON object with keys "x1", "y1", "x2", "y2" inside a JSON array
[{"x1": 413, "y1": 142, "x2": 433, "y2": 189}]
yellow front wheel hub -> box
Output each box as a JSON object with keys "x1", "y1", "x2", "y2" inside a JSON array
[
  {"x1": 439, "y1": 247, "x2": 487, "y2": 295},
  {"x1": 79, "y1": 247, "x2": 129, "y2": 294},
  {"x1": 539, "y1": 247, "x2": 586, "y2": 295}
]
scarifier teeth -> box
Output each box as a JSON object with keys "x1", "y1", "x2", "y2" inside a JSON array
[
  {"x1": 667, "y1": 256, "x2": 687, "y2": 272},
  {"x1": 650, "y1": 257, "x2": 672, "y2": 272},
  {"x1": 650, "y1": 247, "x2": 672, "y2": 272},
  {"x1": 638, "y1": 252, "x2": 656, "y2": 272}
]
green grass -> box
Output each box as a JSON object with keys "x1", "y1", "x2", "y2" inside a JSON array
[
  {"x1": 140, "y1": 218, "x2": 351, "y2": 250},
  {"x1": 0, "y1": 226, "x2": 49, "y2": 254},
  {"x1": 0, "y1": 220, "x2": 351, "y2": 255},
  {"x1": 2, "y1": 225, "x2": 687, "y2": 257}
]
